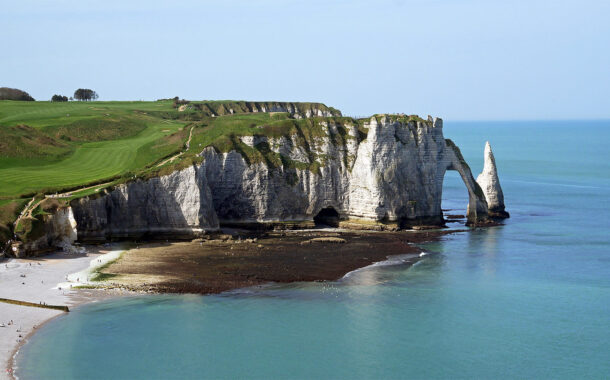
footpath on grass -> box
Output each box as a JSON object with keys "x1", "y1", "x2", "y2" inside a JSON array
[
  {"x1": 156, "y1": 125, "x2": 194, "y2": 167},
  {"x1": 12, "y1": 125, "x2": 196, "y2": 234}
]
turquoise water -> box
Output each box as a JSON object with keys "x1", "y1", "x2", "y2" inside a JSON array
[{"x1": 18, "y1": 121, "x2": 610, "y2": 379}]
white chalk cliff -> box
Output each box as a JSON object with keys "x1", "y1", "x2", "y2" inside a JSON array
[{"x1": 16, "y1": 115, "x2": 509, "y2": 253}]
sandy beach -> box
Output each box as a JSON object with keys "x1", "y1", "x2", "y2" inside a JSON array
[{"x1": 0, "y1": 247, "x2": 125, "y2": 379}]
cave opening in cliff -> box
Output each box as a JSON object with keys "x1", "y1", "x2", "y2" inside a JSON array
[
  {"x1": 442, "y1": 170, "x2": 469, "y2": 225},
  {"x1": 314, "y1": 207, "x2": 340, "y2": 227}
]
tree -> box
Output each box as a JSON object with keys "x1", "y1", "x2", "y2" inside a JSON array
[
  {"x1": 172, "y1": 97, "x2": 190, "y2": 108},
  {"x1": 51, "y1": 94, "x2": 68, "y2": 102},
  {"x1": 0, "y1": 87, "x2": 35, "y2": 101},
  {"x1": 73, "y1": 88, "x2": 99, "y2": 101}
]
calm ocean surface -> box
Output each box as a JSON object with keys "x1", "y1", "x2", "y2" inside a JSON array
[{"x1": 17, "y1": 120, "x2": 610, "y2": 379}]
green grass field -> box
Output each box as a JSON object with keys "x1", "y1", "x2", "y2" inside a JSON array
[
  {"x1": 0, "y1": 101, "x2": 187, "y2": 197},
  {"x1": 0, "y1": 100, "x2": 195, "y2": 248}
]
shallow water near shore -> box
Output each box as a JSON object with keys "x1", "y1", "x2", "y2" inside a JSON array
[{"x1": 17, "y1": 120, "x2": 610, "y2": 379}]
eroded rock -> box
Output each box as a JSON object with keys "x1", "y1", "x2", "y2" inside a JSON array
[{"x1": 476, "y1": 142, "x2": 509, "y2": 218}]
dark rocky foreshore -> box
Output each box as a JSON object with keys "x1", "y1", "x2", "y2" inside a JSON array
[{"x1": 91, "y1": 229, "x2": 461, "y2": 295}]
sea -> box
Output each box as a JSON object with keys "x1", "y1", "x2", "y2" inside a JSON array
[{"x1": 16, "y1": 120, "x2": 610, "y2": 379}]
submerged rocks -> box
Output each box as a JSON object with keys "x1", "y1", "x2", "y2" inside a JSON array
[{"x1": 476, "y1": 142, "x2": 509, "y2": 219}]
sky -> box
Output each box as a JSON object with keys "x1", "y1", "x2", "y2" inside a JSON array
[{"x1": 1, "y1": 0, "x2": 609, "y2": 120}]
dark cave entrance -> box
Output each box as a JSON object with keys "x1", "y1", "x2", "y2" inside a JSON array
[{"x1": 313, "y1": 207, "x2": 340, "y2": 227}]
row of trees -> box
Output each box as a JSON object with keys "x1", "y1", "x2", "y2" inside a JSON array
[
  {"x1": 50, "y1": 89, "x2": 99, "y2": 102},
  {"x1": 1, "y1": 87, "x2": 100, "y2": 102}
]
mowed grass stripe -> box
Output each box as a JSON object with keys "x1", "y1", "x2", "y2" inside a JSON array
[
  {"x1": 0, "y1": 101, "x2": 175, "y2": 128},
  {"x1": 0, "y1": 117, "x2": 185, "y2": 197},
  {"x1": 0, "y1": 148, "x2": 133, "y2": 195}
]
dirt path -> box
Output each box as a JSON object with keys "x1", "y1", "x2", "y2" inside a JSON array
[
  {"x1": 13, "y1": 197, "x2": 42, "y2": 231},
  {"x1": 156, "y1": 125, "x2": 194, "y2": 167},
  {"x1": 13, "y1": 197, "x2": 35, "y2": 227},
  {"x1": 12, "y1": 125, "x2": 195, "y2": 236},
  {"x1": 46, "y1": 181, "x2": 114, "y2": 200}
]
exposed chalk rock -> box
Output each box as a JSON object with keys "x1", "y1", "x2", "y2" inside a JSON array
[
  {"x1": 476, "y1": 142, "x2": 509, "y2": 218},
  {"x1": 18, "y1": 207, "x2": 78, "y2": 256},
  {"x1": 71, "y1": 165, "x2": 218, "y2": 242}
]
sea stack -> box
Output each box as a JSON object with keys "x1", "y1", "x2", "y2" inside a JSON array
[{"x1": 476, "y1": 142, "x2": 509, "y2": 219}]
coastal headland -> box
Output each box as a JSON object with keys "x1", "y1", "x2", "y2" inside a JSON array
[{"x1": 1, "y1": 100, "x2": 507, "y2": 259}]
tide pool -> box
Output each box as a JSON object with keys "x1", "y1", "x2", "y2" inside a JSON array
[{"x1": 17, "y1": 120, "x2": 610, "y2": 379}]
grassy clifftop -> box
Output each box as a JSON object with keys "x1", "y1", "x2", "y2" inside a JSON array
[
  {"x1": 151, "y1": 100, "x2": 341, "y2": 120},
  {"x1": 0, "y1": 101, "x2": 187, "y2": 198},
  {"x1": 0, "y1": 100, "x2": 346, "y2": 199}
]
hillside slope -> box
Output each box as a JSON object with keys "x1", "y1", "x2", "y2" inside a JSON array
[{"x1": 0, "y1": 100, "x2": 343, "y2": 253}]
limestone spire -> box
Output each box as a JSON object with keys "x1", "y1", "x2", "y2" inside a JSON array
[{"x1": 476, "y1": 142, "x2": 509, "y2": 218}]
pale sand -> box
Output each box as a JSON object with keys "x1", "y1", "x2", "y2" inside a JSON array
[{"x1": 0, "y1": 247, "x2": 127, "y2": 379}]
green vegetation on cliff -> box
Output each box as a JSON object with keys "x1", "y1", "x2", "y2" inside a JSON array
[{"x1": 0, "y1": 198, "x2": 29, "y2": 252}]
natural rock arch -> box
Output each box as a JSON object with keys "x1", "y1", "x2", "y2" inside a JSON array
[{"x1": 443, "y1": 140, "x2": 489, "y2": 224}]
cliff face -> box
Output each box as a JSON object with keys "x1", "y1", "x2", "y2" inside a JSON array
[
  {"x1": 65, "y1": 116, "x2": 497, "y2": 244},
  {"x1": 71, "y1": 165, "x2": 218, "y2": 241},
  {"x1": 16, "y1": 207, "x2": 77, "y2": 257}
]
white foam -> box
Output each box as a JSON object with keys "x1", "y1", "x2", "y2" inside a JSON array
[
  {"x1": 54, "y1": 250, "x2": 123, "y2": 289},
  {"x1": 342, "y1": 252, "x2": 427, "y2": 279}
]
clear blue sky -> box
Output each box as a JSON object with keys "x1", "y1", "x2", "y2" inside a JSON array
[{"x1": 2, "y1": 0, "x2": 609, "y2": 120}]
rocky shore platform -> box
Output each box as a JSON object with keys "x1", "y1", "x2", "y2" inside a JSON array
[{"x1": 90, "y1": 229, "x2": 460, "y2": 294}]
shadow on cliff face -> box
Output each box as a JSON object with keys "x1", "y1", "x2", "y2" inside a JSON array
[
  {"x1": 72, "y1": 173, "x2": 201, "y2": 242},
  {"x1": 313, "y1": 207, "x2": 340, "y2": 228}
]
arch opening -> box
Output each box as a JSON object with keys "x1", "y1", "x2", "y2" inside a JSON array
[
  {"x1": 441, "y1": 170, "x2": 470, "y2": 225},
  {"x1": 313, "y1": 207, "x2": 340, "y2": 227}
]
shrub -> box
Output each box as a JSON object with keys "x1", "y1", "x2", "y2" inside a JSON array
[
  {"x1": 73, "y1": 88, "x2": 98, "y2": 101},
  {"x1": 0, "y1": 87, "x2": 35, "y2": 101},
  {"x1": 51, "y1": 94, "x2": 68, "y2": 102}
]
